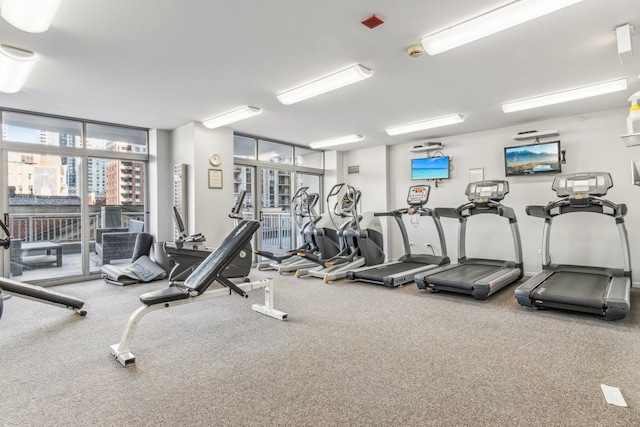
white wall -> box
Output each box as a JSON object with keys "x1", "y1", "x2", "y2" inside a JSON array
[
  {"x1": 148, "y1": 129, "x2": 172, "y2": 241},
  {"x1": 169, "y1": 122, "x2": 235, "y2": 245},
  {"x1": 387, "y1": 107, "x2": 640, "y2": 282},
  {"x1": 341, "y1": 145, "x2": 391, "y2": 257}
]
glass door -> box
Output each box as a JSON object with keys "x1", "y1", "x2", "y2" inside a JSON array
[
  {"x1": 88, "y1": 156, "x2": 146, "y2": 273},
  {"x1": 6, "y1": 151, "x2": 84, "y2": 280},
  {"x1": 258, "y1": 168, "x2": 292, "y2": 257}
]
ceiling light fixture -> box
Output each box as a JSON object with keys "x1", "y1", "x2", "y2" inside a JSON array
[
  {"x1": 421, "y1": 0, "x2": 584, "y2": 55},
  {"x1": 0, "y1": 45, "x2": 37, "y2": 93},
  {"x1": 202, "y1": 106, "x2": 262, "y2": 129},
  {"x1": 502, "y1": 78, "x2": 628, "y2": 113},
  {"x1": 309, "y1": 134, "x2": 364, "y2": 149},
  {"x1": 386, "y1": 114, "x2": 464, "y2": 136},
  {"x1": 277, "y1": 65, "x2": 373, "y2": 105},
  {"x1": 1, "y1": 0, "x2": 62, "y2": 33}
]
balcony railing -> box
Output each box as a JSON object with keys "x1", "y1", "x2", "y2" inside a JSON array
[
  {"x1": 242, "y1": 211, "x2": 292, "y2": 250},
  {"x1": 7, "y1": 211, "x2": 292, "y2": 251},
  {"x1": 7, "y1": 211, "x2": 144, "y2": 243}
]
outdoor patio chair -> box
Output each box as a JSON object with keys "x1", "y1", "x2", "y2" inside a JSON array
[{"x1": 95, "y1": 219, "x2": 144, "y2": 264}]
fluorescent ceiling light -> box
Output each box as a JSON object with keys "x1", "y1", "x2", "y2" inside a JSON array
[
  {"x1": 0, "y1": 45, "x2": 37, "y2": 93},
  {"x1": 502, "y1": 79, "x2": 628, "y2": 113},
  {"x1": 421, "y1": 0, "x2": 584, "y2": 55},
  {"x1": 309, "y1": 134, "x2": 364, "y2": 149},
  {"x1": 386, "y1": 114, "x2": 464, "y2": 136},
  {"x1": 277, "y1": 65, "x2": 372, "y2": 105},
  {"x1": 1, "y1": 0, "x2": 62, "y2": 33},
  {"x1": 202, "y1": 106, "x2": 262, "y2": 129}
]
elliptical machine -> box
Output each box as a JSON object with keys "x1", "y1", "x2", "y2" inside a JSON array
[
  {"x1": 297, "y1": 183, "x2": 385, "y2": 282},
  {"x1": 273, "y1": 187, "x2": 344, "y2": 274},
  {"x1": 254, "y1": 186, "x2": 320, "y2": 271}
]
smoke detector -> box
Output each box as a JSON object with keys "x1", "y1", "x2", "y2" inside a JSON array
[{"x1": 407, "y1": 44, "x2": 425, "y2": 58}]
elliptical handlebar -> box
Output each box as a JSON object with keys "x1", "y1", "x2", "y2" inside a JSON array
[
  {"x1": 229, "y1": 190, "x2": 248, "y2": 221},
  {"x1": 327, "y1": 183, "x2": 361, "y2": 232}
]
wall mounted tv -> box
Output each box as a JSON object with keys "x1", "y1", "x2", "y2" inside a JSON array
[
  {"x1": 504, "y1": 141, "x2": 561, "y2": 177},
  {"x1": 411, "y1": 156, "x2": 450, "y2": 180}
]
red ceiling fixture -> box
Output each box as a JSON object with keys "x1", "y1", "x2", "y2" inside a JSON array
[{"x1": 361, "y1": 14, "x2": 384, "y2": 29}]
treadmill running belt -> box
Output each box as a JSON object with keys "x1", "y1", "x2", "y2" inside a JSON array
[
  {"x1": 531, "y1": 271, "x2": 609, "y2": 309},
  {"x1": 354, "y1": 262, "x2": 427, "y2": 282},
  {"x1": 427, "y1": 264, "x2": 501, "y2": 289}
]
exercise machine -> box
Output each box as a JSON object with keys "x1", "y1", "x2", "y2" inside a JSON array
[
  {"x1": 346, "y1": 185, "x2": 449, "y2": 287},
  {"x1": 415, "y1": 180, "x2": 523, "y2": 299},
  {"x1": 0, "y1": 217, "x2": 86, "y2": 317},
  {"x1": 514, "y1": 172, "x2": 631, "y2": 320},
  {"x1": 254, "y1": 186, "x2": 320, "y2": 271},
  {"x1": 164, "y1": 191, "x2": 252, "y2": 281},
  {"x1": 298, "y1": 183, "x2": 385, "y2": 282},
  {"x1": 277, "y1": 186, "x2": 344, "y2": 274},
  {"x1": 110, "y1": 219, "x2": 288, "y2": 366}
]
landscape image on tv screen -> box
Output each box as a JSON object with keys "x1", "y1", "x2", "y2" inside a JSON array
[
  {"x1": 504, "y1": 141, "x2": 561, "y2": 176},
  {"x1": 411, "y1": 157, "x2": 450, "y2": 180}
]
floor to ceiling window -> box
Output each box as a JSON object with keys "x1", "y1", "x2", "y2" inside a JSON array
[
  {"x1": 1, "y1": 110, "x2": 148, "y2": 284},
  {"x1": 233, "y1": 134, "x2": 324, "y2": 259}
]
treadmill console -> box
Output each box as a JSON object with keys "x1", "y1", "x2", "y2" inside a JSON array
[
  {"x1": 465, "y1": 180, "x2": 509, "y2": 203},
  {"x1": 407, "y1": 185, "x2": 430, "y2": 207},
  {"x1": 552, "y1": 172, "x2": 612, "y2": 198}
]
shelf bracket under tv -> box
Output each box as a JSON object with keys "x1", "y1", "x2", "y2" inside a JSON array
[
  {"x1": 410, "y1": 141, "x2": 443, "y2": 153},
  {"x1": 512, "y1": 129, "x2": 560, "y2": 142}
]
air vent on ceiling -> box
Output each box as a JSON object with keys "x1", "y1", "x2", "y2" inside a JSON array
[
  {"x1": 361, "y1": 14, "x2": 384, "y2": 29},
  {"x1": 347, "y1": 165, "x2": 360, "y2": 175}
]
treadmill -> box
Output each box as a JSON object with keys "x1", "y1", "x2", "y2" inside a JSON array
[
  {"x1": 345, "y1": 185, "x2": 449, "y2": 287},
  {"x1": 415, "y1": 180, "x2": 523, "y2": 299},
  {"x1": 514, "y1": 172, "x2": 631, "y2": 320}
]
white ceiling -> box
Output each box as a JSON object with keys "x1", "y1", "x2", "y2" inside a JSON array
[{"x1": 0, "y1": 0, "x2": 639, "y2": 150}]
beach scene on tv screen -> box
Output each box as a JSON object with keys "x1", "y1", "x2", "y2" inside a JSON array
[
  {"x1": 412, "y1": 157, "x2": 449, "y2": 180},
  {"x1": 505, "y1": 142, "x2": 560, "y2": 175}
]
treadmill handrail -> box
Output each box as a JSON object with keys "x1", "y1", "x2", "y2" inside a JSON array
[
  {"x1": 434, "y1": 207, "x2": 460, "y2": 219},
  {"x1": 527, "y1": 197, "x2": 627, "y2": 219},
  {"x1": 436, "y1": 200, "x2": 517, "y2": 221},
  {"x1": 437, "y1": 196, "x2": 522, "y2": 266}
]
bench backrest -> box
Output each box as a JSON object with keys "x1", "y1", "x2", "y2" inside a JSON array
[{"x1": 184, "y1": 220, "x2": 259, "y2": 294}]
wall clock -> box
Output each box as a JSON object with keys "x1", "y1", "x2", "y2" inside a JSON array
[{"x1": 209, "y1": 153, "x2": 222, "y2": 166}]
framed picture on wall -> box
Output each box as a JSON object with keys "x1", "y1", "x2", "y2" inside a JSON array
[
  {"x1": 208, "y1": 169, "x2": 223, "y2": 189},
  {"x1": 469, "y1": 167, "x2": 484, "y2": 183}
]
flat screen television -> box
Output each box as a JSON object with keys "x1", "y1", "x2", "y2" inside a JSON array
[
  {"x1": 411, "y1": 156, "x2": 450, "y2": 180},
  {"x1": 504, "y1": 141, "x2": 561, "y2": 177}
]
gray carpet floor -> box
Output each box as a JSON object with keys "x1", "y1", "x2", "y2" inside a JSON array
[{"x1": 1, "y1": 269, "x2": 639, "y2": 426}]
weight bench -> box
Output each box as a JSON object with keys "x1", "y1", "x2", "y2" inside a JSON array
[
  {"x1": 110, "y1": 220, "x2": 288, "y2": 366},
  {"x1": 0, "y1": 218, "x2": 86, "y2": 318},
  {"x1": 0, "y1": 277, "x2": 86, "y2": 316}
]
